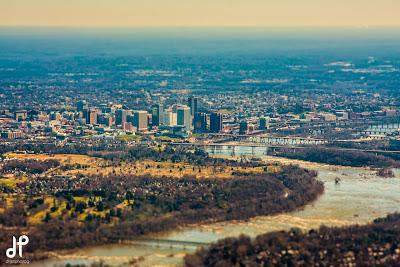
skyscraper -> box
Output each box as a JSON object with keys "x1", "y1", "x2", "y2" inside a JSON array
[
  {"x1": 210, "y1": 112, "x2": 223, "y2": 133},
  {"x1": 162, "y1": 109, "x2": 177, "y2": 126},
  {"x1": 115, "y1": 109, "x2": 130, "y2": 126},
  {"x1": 177, "y1": 105, "x2": 192, "y2": 131},
  {"x1": 259, "y1": 117, "x2": 269, "y2": 130},
  {"x1": 87, "y1": 109, "x2": 98, "y2": 125},
  {"x1": 239, "y1": 121, "x2": 249, "y2": 135},
  {"x1": 194, "y1": 113, "x2": 208, "y2": 133},
  {"x1": 77, "y1": 100, "x2": 88, "y2": 112},
  {"x1": 151, "y1": 104, "x2": 164, "y2": 127},
  {"x1": 188, "y1": 96, "x2": 198, "y2": 116},
  {"x1": 97, "y1": 114, "x2": 114, "y2": 126},
  {"x1": 133, "y1": 111, "x2": 148, "y2": 131}
]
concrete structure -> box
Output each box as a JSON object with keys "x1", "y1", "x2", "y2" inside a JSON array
[
  {"x1": 133, "y1": 111, "x2": 148, "y2": 131},
  {"x1": 188, "y1": 96, "x2": 198, "y2": 116},
  {"x1": 115, "y1": 109, "x2": 130, "y2": 126},
  {"x1": 97, "y1": 114, "x2": 114, "y2": 126},
  {"x1": 210, "y1": 112, "x2": 223, "y2": 133},
  {"x1": 1, "y1": 130, "x2": 23, "y2": 139},
  {"x1": 177, "y1": 105, "x2": 192, "y2": 131},
  {"x1": 163, "y1": 109, "x2": 177, "y2": 126},
  {"x1": 239, "y1": 121, "x2": 249, "y2": 135},
  {"x1": 259, "y1": 117, "x2": 270, "y2": 130},
  {"x1": 151, "y1": 104, "x2": 164, "y2": 127},
  {"x1": 87, "y1": 109, "x2": 98, "y2": 125},
  {"x1": 14, "y1": 111, "x2": 27, "y2": 121},
  {"x1": 194, "y1": 112, "x2": 208, "y2": 132},
  {"x1": 320, "y1": 113, "x2": 337, "y2": 122},
  {"x1": 77, "y1": 100, "x2": 88, "y2": 112}
]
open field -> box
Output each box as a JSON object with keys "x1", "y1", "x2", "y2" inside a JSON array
[{"x1": 5, "y1": 152, "x2": 98, "y2": 165}]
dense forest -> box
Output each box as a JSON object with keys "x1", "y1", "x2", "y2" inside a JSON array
[
  {"x1": 328, "y1": 140, "x2": 400, "y2": 161},
  {"x1": 0, "y1": 163, "x2": 323, "y2": 264},
  {"x1": 271, "y1": 146, "x2": 400, "y2": 168},
  {"x1": 329, "y1": 140, "x2": 400, "y2": 151},
  {"x1": 186, "y1": 213, "x2": 400, "y2": 267},
  {"x1": 0, "y1": 159, "x2": 60, "y2": 175}
]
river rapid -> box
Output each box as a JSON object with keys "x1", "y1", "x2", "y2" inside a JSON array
[{"x1": 32, "y1": 146, "x2": 400, "y2": 267}]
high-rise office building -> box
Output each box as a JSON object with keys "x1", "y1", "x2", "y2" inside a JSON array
[
  {"x1": 210, "y1": 112, "x2": 223, "y2": 133},
  {"x1": 98, "y1": 114, "x2": 114, "y2": 127},
  {"x1": 177, "y1": 105, "x2": 192, "y2": 131},
  {"x1": 239, "y1": 121, "x2": 249, "y2": 135},
  {"x1": 151, "y1": 104, "x2": 164, "y2": 127},
  {"x1": 82, "y1": 109, "x2": 89, "y2": 124},
  {"x1": 162, "y1": 109, "x2": 177, "y2": 126},
  {"x1": 87, "y1": 109, "x2": 98, "y2": 125},
  {"x1": 133, "y1": 111, "x2": 148, "y2": 131},
  {"x1": 259, "y1": 117, "x2": 270, "y2": 130},
  {"x1": 188, "y1": 97, "x2": 198, "y2": 116},
  {"x1": 115, "y1": 109, "x2": 130, "y2": 126},
  {"x1": 194, "y1": 113, "x2": 208, "y2": 132},
  {"x1": 77, "y1": 100, "x2": 88, "y2": 112}
]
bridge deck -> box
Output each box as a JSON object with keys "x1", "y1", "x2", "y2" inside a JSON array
[
  {"x1": 172, "y1": 143, "x2": 400, "y2": 154},
  {"x1": 125, "y1": 238, "x2": 211, "y2": 248}
]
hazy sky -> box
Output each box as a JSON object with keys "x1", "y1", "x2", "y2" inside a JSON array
[{"x1": 1, "y1": 0, "x2": 399, "y2": 27}]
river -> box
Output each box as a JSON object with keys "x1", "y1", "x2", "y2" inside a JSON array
[{"x1": 32, "y1": 146, "x2": 400, "y2": 267}]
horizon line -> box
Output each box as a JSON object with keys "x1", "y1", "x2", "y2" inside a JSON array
[{"x1": 1, "y1": 25, "x2": 400, "y2": 29}]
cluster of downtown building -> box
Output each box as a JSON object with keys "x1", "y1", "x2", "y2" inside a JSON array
[
  {"x1": 2, "y1": 88, "x2": 399, "y2": 142},
  {"x1": 108, "y1": 96, "x2": 225, "y2": 138},
  {"x1": 0, "y1": 96, "x2": 230, "y2": 140}
]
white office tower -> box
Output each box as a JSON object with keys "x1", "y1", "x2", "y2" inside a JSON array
[
  {"x1": 162, "y1": 109, "x2": 177, "y2": 126},
  {"x1": 177, "y1": 105, "x2": 192, "y2": 131}
]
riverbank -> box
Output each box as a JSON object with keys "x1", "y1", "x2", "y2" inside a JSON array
[
  {"x1": 212, "y1": 153, "x2": 353, "y2": 170},
  {"x1": 186, "y1": 213, "x2": 400, "y2": 267},
  {"x1": 270, "y1": 146, "x2": 400, "y2": 168}
]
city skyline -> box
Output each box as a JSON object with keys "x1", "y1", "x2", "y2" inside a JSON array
[
  {"x1": 1, "y1": 0, "x2": 400, "y2": 27},
  {"x1": 1, "y1": 1, "x2": 400, "y2": 265}
]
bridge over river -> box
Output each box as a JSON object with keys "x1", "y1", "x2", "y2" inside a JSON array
[
  {"x1": 125, "y1": 238, "x2": 210, "y2": 250},
  {"x1": 172, "y1": 142, "x2": 400, "y2": 157}
]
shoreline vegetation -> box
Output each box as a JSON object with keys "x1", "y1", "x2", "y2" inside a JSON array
[
  {"x1": 0, "y1": 145, "x2": 324, "y2": 264},
  {"x1": 185, "y1": 213, "x2": 400, "y2": 267},
  {"x1": 271, "y1": 146, "x2": 400, "y2": 169}
]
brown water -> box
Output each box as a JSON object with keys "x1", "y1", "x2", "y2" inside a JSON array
[{"x1": 32, "y1": 154, "x2": 400, "y2": 267}]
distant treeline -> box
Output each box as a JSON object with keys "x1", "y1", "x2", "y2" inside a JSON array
[
  {"x1": 0, "y1": 159, "x2": 59, "y2": 175},
  {"x1": 271, "y1": 146, "x2": 400, "y2": 168},
  {"x1": 0, "y1": 142, "x2": 259, "y2": 167},
  {"x1": 327, "y1": 140, "x2": 400, "y2": 161},
  {"x1": 186, "y1": 213, "x2": 400, "y2": 267},
  {"x1": 0, "y1": 142, "x2": 96, "y2": 155},
  {"x1": 0, "y1": 165, "x2": 323, "y2": 263},
  {"x1": 329, "y1": 140, "x2": 400, "y2": 151},
  {"x1": 89, "y1": 145, "x2": 261, "y2": 167}
]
